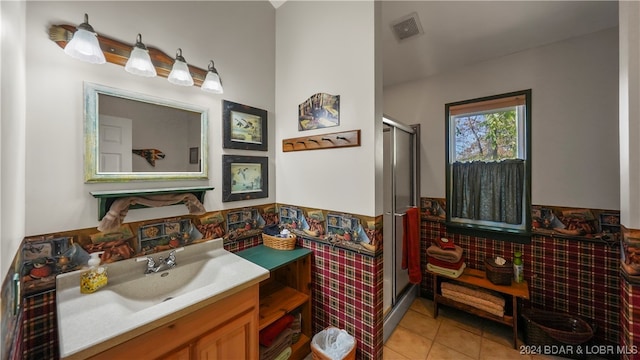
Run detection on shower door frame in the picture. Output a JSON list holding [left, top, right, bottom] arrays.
[[382, 115, 420, 342]]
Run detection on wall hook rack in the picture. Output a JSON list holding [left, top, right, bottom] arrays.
[[282, 129, 360, 152]]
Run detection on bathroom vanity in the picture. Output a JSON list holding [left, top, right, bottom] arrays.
[[87, 285, 259, 359], [56, 239, 269, 359]]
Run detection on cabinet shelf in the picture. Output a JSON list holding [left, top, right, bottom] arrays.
[[259, 281, 309, 330], [290, 334, 311, 360], [237, 245, 312, 360]]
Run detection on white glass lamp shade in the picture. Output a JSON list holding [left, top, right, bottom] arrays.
[[63, 14, 105, 64], [125, 34, 156, 77], [201, 61, 224, 94], [168, 49, 194, 86]]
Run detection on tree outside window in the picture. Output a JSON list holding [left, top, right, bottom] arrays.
[[445, 90, 531, 242]]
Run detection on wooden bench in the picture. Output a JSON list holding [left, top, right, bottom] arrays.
[[429, 268, 530, 349]]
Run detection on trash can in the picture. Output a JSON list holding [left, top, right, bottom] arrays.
[[311, 327, 356, 360]]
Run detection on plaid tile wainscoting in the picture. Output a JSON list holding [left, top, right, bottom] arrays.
[[21, 290, 58, 360], [421, 218, 620, 346], [299, 237, 384, 360], [621, 274, 640, 360]]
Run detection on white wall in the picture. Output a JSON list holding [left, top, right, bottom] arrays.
[[24, 1, 275, 236], [619, 2, 640, 228], [384, 28, 620, 210], [275, 0, 379, 217], [1, 0, 27, 276]]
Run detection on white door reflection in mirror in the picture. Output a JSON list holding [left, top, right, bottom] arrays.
[[99, 116, 132, 172]]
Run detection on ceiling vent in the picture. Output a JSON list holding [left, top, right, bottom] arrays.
[[391, 12, 424, 42]]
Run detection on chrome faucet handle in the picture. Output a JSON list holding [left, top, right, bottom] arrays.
[[167, 250, 177, 261], [136, 256, 156, 273], [166, 247, 183, 264]]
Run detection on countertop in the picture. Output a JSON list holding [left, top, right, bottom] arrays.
[[56, 238, 269, 359]]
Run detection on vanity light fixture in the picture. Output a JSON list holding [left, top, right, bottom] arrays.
[[201, 60, 224, 94], [124, 34, 156, 77], [167, 49, 194, 86], [49, 20, 224, 93], [63, 13, 106, 64]]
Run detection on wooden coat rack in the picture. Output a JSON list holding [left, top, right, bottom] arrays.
[[282, 129, 361, 152]]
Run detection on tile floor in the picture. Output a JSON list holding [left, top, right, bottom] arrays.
[[384, 297, 602, 360]]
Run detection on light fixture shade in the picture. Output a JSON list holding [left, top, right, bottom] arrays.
[[201, 60, 224, 94], [125, 34, 156, 77], [167, 49, 194, 86], [63, 14, 105, 64]]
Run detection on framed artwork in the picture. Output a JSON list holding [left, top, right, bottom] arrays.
[[298, 92, 340, 131], [222, 155, 268, 202], [222, 100, 268, 151], [189, 147, 199, 164]]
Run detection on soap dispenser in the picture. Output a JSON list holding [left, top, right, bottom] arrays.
[[80, 251, 108, 294]]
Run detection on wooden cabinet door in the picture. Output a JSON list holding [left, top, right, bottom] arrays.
[[158, 345, 191, 360], [195, 310, 258, 360]]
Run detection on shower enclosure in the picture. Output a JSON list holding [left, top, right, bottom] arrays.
[[382, 116, 420, 342]]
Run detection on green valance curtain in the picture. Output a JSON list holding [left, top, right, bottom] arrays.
[[451, 159, 524, 225]]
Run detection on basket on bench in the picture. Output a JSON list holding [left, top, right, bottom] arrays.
[[484, 257, 513, 285]]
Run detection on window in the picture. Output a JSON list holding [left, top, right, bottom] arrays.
[[445, 90, 531, 242]]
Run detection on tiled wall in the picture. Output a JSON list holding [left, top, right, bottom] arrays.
[[298, 237, 383, 360], [5, 202, 624, 360], [20, 291, 57, 360], [421, 219, 620, 346], [620, 274, 640, 360]]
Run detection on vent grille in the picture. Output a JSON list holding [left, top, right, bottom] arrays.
[[391, 12, 424, 42]]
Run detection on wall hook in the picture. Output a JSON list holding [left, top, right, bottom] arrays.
[[282, 129, 360, 152]]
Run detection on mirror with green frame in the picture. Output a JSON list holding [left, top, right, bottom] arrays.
[[84, 83, 209, 183]]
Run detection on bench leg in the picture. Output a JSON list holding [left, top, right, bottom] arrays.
[[433, 274, 439, 318], [512, 296, 518, 349]]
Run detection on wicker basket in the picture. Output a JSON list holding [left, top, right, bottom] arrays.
[[484, 257, 513, 285], [522, 308, 595, 360], [522, 308, 594, 345], [262, 233, 297, 250], [311, 327, 356, 360]]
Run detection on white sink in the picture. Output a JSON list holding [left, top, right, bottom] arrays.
[[56, 238, 269, 359]]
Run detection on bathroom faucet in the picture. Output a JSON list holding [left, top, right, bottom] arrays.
[[137, 248, 182, 274]]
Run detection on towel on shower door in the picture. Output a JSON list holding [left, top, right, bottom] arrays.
[[402, 207, 421, 284]]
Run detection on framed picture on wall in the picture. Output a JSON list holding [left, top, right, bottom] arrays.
[[222, 100, 268, 151], [298, 92, 340, 131], [222, 155, 268, 202]]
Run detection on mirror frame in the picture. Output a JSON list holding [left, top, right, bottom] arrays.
[[84, 82, 209, 183]]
